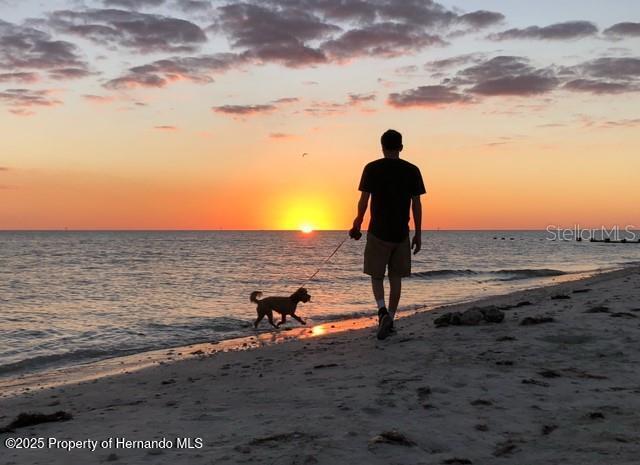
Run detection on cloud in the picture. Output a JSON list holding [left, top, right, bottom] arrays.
[[577, 57, 640, 80], [0, 72, 39, 83], [0, 88, 62, 115], [212, 95, 299, 117], [47, 9, 207, 53], [489, 21, 598, 41], [560, 57, 640, 94], [603, 22, 640, 38], [425, 53, 486, 71], [563, 78, 636, 94], [48, 67, 93, 80], [348, 92, 376, 103], [0, 166, 9, 171], [0, 20, 89, 78], [457, 56, 559, 96], [102, 0, 166, 8], [600, 118, 640, 128], [83, 94, 116, 103], [457, 10, 504, 29], [322, 22, 445, 60], [104, 53, 243, 89], [173, 0, 212, 12], [388, 85, 470, 108], [212, 104, 277, 116], [154, 125, 177, 130], [304, 92, 376, 115], [269, 132, 295, 139], [215, 3, 336, 67], [209, 1, 502, 66]]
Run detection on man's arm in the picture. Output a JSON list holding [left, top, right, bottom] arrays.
[[411, 195, 422, 254], [350, 191, 370, 238]]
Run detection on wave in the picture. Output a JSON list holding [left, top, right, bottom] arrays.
[[410, 268, 567, 281]]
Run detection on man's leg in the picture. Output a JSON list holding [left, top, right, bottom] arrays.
[[388, 275, 401, 321], [371, 277, 385, 310]]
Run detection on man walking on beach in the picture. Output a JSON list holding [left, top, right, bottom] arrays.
[[349, 129, 426, 340]]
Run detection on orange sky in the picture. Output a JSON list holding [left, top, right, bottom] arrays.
[[1, 1, 639, 230]]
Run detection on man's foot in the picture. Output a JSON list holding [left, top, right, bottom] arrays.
[[377, 307, 392, 340]]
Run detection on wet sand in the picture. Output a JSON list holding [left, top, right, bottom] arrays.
[[1, 266, 639, 464]]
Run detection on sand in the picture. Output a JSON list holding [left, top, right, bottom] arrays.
[[1, 266, 640, 465]]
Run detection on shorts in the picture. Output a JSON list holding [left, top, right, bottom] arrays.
[[363, 232, 411, 279]]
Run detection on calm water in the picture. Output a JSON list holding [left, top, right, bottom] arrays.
[[1, 230, 639, 378]]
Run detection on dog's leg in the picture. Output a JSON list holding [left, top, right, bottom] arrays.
[[267, 311, 278, 328], [292, 314, 306, 325], [276, 315, 287, 327], [254, 306, 265, 328]]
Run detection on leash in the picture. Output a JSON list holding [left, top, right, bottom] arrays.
[[298, 235, 349, 288]]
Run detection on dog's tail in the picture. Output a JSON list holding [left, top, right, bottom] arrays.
[[250, 291, 263, 303]]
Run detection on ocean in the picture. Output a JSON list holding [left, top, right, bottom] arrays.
[[1, 230, 639, 380]]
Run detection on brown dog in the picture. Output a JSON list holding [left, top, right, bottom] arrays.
[[250, 288, 311, 328]]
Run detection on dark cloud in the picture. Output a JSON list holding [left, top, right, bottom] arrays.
[[0, 20, 88, 78], [456, 56, 559, 96], [563, 78, 635, 94], [388, 85, 470, 108], [601, 118, 640, 128], [425, 53, 485, 70], [48, 67, 93, 80], [209, 1, 502, 67], [104, 53, 243, 89], [489, 21, 598, 41], [212, 95, 299, 117], [102, 0, 166, 8], [0, 72, 39, 83], [212, 104, 277, 115], [560, 57, 640, 94], [457, 10, 504, 29], [348, 92, 376, 103], [0, 88, 62, 115], [470, 74, 558, 96], [216, 3, 336, 67], [0, 166, 9, 171], [603, 22, 640, 38], [48, 9, 207, 53], [578, 57, 640, 80], [322, 22, 445, 60]]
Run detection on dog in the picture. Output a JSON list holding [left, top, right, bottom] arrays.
[[250, 287, 311, 328]]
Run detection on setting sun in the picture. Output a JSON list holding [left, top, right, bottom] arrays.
[[300, 225, 314, 233]]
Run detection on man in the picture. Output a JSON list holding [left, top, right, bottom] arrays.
[[349, 129, 426, 340]]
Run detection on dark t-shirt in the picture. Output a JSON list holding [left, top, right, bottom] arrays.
[[358, 158, 426, 243]]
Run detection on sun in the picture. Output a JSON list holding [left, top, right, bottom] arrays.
[[300, 224, 314, 233]]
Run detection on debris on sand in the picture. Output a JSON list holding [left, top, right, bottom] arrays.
[[542, 424, 557, 435], [249, 432, 310, 447], [584, 306, 609, 313], [435, 307, 505, 327], [443, 458, 473, 464], [369, 430, 416, 447], [551, 294, 570, 300], [520, 316, 554, 326], [493, 440, 519, 457], [0, 411, 72, 433]]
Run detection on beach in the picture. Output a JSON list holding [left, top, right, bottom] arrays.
[[1, 266, 640, 464]]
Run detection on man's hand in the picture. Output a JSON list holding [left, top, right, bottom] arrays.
[[349, 220, 362, 240], [411, 234, 422, 255]]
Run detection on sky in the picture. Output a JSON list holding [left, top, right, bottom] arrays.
[[0, 0, 639, 230]]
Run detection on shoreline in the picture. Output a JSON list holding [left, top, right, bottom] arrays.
[[2, 265, 640, 464], [0, 268, 607, 398]]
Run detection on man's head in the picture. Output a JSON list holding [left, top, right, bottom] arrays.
[[381, 129, 403, 157]]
